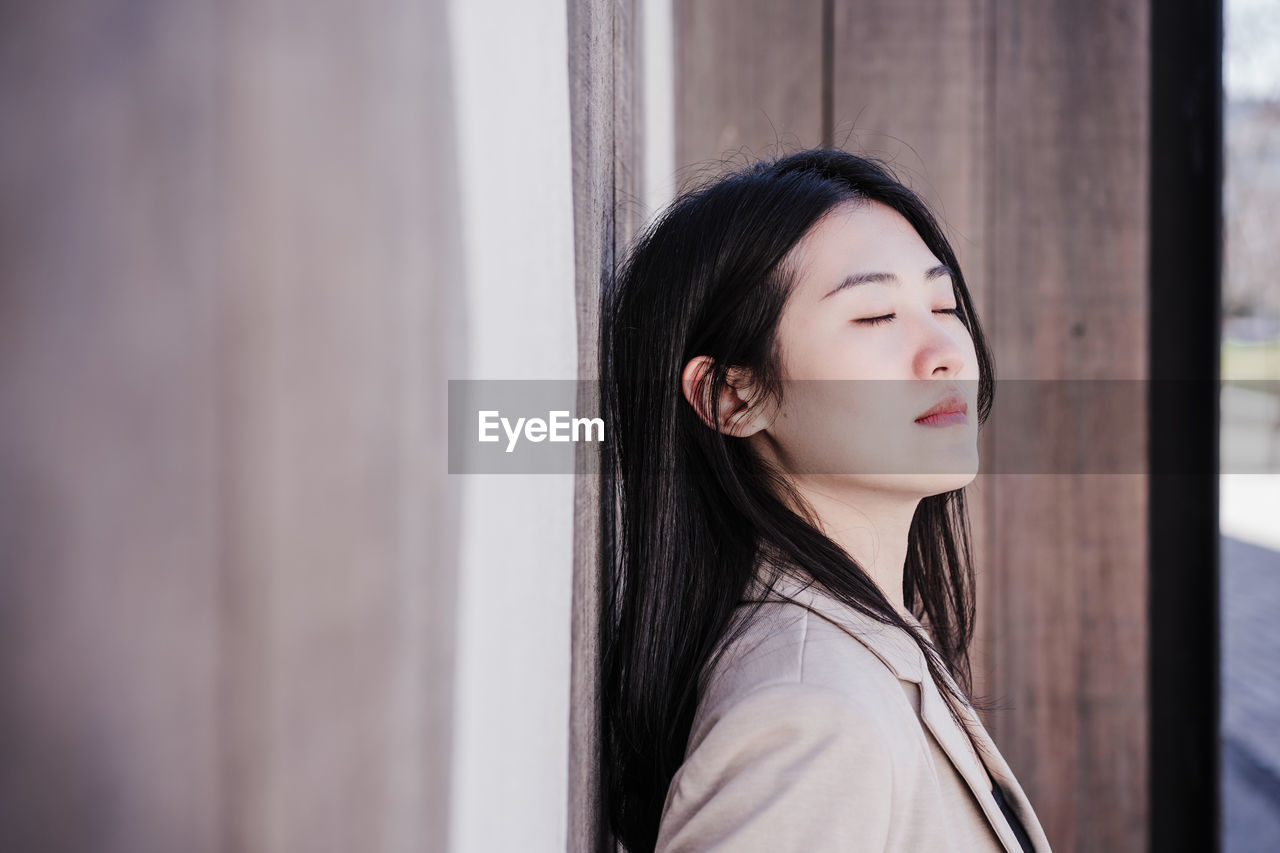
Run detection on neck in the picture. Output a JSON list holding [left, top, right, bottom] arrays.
[[786, 476, 919, 615]]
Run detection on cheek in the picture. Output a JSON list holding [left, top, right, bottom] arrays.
[[768, 382, 917, 475], [778, 318, 884, 382], [960, 335, 981, 379]]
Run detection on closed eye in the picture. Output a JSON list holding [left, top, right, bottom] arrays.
[[856, 308, 963, 327]]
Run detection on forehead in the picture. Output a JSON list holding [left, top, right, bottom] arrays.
[[785, 200, 941, 293]]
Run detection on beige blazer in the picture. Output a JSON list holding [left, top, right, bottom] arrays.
[[655, 569, 1053, 852]]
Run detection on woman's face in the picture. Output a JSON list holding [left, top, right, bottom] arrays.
[[749, 199, 981, 497]]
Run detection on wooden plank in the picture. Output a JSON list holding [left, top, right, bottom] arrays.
[[673, 0, 824, 185], [566, 4, 609, 851], [566, 0, 640, 849], [830, 0, 991, 312], [986, 1, 1150, 850], [567, 0, 643, 848]]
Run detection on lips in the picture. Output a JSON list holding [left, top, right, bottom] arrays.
[[915, 389, 969, 422]]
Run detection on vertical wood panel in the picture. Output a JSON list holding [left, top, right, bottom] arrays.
[[673, 0, 824, 186], [830, 0, 990, 310], [567, 0, 642, 850], [566, 3, 614, 850], [614, 0, 646, 252], [987, 1, 1149, 850]]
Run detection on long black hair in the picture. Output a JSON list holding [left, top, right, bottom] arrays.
[[600, 148, 997, 852]]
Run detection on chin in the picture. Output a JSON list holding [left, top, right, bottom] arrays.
[[859, 466, 979, 497], [923, 469, 979, 496]]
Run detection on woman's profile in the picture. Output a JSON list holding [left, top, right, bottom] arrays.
[[600, 148, 1053, 852]]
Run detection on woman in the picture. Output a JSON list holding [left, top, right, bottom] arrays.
[[600, 148, 1053, 852]]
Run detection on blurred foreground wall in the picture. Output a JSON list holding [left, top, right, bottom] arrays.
[[0, 0, 633, 850]]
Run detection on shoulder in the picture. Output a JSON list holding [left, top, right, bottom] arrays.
[[675, 595, 925, 789], [656, 600, 920, 852], [692, 598, 912, 740], [657, 678, 899, 852]]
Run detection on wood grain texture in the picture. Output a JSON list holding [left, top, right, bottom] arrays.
[[830, 0, 991, 297], [673, 0, 824, 188], [986, 1, 1149, 850], [567, 0, 641, 850]]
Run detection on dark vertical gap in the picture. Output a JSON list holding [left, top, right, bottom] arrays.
[[821, 0, 834, 147], [598, 3, 623, 852], [1148, 0, 1223, 850]]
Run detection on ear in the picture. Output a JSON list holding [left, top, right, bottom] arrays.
[[680, 356, 772, 436]]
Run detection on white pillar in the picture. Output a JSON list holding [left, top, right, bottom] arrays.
[[447, 2, 578, 851]]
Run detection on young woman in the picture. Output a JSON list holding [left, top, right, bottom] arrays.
[[601, 149, 1052, 852]]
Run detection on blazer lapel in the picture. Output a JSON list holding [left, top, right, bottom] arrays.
[[934, 671, 1055, 853], [745, 568, 1051, 853], [917, 660, 1053, 852]]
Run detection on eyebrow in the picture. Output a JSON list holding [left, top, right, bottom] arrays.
[[821, 263, 954, 300]]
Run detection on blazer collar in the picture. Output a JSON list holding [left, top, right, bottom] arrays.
[[743, 564, 1053, 853]]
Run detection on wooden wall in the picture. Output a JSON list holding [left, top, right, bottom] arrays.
[[673, 1, 1151, 850]]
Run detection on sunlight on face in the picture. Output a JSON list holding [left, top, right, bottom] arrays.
[[751, 199, 981, 497]]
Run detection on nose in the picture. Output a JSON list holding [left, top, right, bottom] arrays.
[[912, 312, 969, 379]]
